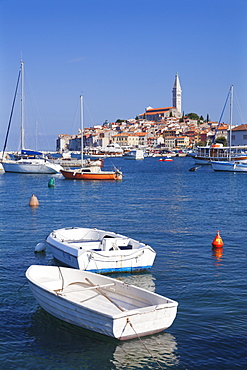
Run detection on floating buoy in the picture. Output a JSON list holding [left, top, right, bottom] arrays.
[[48, 177, 55, 187], [29, 194, 39, 207], [212, 230, 224, 247], [35, 242, 46, 253]]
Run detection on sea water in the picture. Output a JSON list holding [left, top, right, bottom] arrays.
[[0, 156, 246, 369]]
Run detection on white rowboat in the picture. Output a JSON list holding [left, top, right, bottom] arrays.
[[26, 265, 178, 340], [46, 227, 156, 273]]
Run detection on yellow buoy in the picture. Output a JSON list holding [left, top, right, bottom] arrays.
[[29, 194, 39, 207]]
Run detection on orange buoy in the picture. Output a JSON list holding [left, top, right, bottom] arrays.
[[212, 230, 224, 247], [29, 194, 39, 207]]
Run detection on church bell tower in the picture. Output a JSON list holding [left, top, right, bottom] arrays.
[[172, 73, 182, 113]]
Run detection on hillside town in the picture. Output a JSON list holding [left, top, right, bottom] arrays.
[[56, 74, 247, 154]]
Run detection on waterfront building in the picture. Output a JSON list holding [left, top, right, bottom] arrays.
[[56, 134, 71, 152], [176, 136, 190, 148], [230, 124, 247, 146]]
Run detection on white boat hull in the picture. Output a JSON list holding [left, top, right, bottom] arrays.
[[124, 150, 144, 160], [194, 157, 211, 165], [26, 265, 178, 340], [46, 227, 156, 273], [211, 161, 247, 172], [2, 159, 62, 174]]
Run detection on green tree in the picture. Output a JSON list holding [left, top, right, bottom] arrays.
[[186, 113, 200, 120], [215, 136, 227, 146]]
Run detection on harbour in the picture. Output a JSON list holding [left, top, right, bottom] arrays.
[[1, 156, 246, 369]]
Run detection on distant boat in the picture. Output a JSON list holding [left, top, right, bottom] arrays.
[[158, 156, 173, 162], [211, 86, 247, 172], [60, 96, 122, 180], [124, 149, 144, 160], [46, 226, 156, 273], [1, 61, 62, 174], [191, 144, 247, 165], [191, 86, 247, 166], [26, 265, 178, 340]]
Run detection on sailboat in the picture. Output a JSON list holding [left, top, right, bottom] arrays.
[[1, 61, 62, 174], [211, 86, 247, 172], [60, 95, 123, 180]]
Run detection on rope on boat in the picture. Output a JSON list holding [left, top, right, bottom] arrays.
[[125, 318, 164, 370], [17, 281, 27, 291], [57, 266, 64, 291], [89, 249, 144, 262]]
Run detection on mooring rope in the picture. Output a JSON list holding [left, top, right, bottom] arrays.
[[126, 318, 164, 370], [57, 266, 64, 291]]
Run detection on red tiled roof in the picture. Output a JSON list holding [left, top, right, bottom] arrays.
[[232, 124, 247, 131]]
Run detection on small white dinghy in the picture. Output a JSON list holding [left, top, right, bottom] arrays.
[[26, 265, 178, 340], [46, 227, 156, 273]]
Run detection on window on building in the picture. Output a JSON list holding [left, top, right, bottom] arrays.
[[243, 135, 247, 139]]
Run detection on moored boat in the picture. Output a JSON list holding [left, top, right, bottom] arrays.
[[60, 96, 122, 180], [211, 160, 247, 172], [3, 150, 62, 174], [211, 86, 247, 172], [46, 226, 156, 273], [26, 265, 178, 340], [124, 149, 144, 160], [192, 144, 247, 165], [60, 166, 122, 180], [1, 61, 62, 174], [158, 156, 173, 162]]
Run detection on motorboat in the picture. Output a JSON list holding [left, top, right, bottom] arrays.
[[211, 160, 247, 172], [26, 265, 178, 340], [158, 156, 173, 162], [60, 165, 122, 180], [46, 227, 156, 273]]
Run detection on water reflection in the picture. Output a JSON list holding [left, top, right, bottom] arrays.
[[27, 308, 179, 369], [111, 332, 178, 369], [212, 246, 224, 262], [112, 272, 156, 292]]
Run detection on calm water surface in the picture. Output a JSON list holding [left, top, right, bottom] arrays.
[[1, 157, 246, 369]]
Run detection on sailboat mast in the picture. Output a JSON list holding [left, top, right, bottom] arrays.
[[21, 61, 25, 151], [229, 85, 233, 161], [80, 95, 84, 166]]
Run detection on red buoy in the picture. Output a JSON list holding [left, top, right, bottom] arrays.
[[212, 230, 224, 247]]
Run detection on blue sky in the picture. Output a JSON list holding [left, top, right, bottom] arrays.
[[1, 0, 247, 150]]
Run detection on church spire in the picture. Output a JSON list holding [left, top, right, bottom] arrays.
[[172, 73, 182, 113]]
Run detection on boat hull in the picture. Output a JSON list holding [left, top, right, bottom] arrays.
[[2, 160, 62, 174], [211, 161, 247, 172], [60, 169, 122, 180], [194, 156, 247, 165], [26, 265, 178, 340], [46, 227, 156, 273]]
